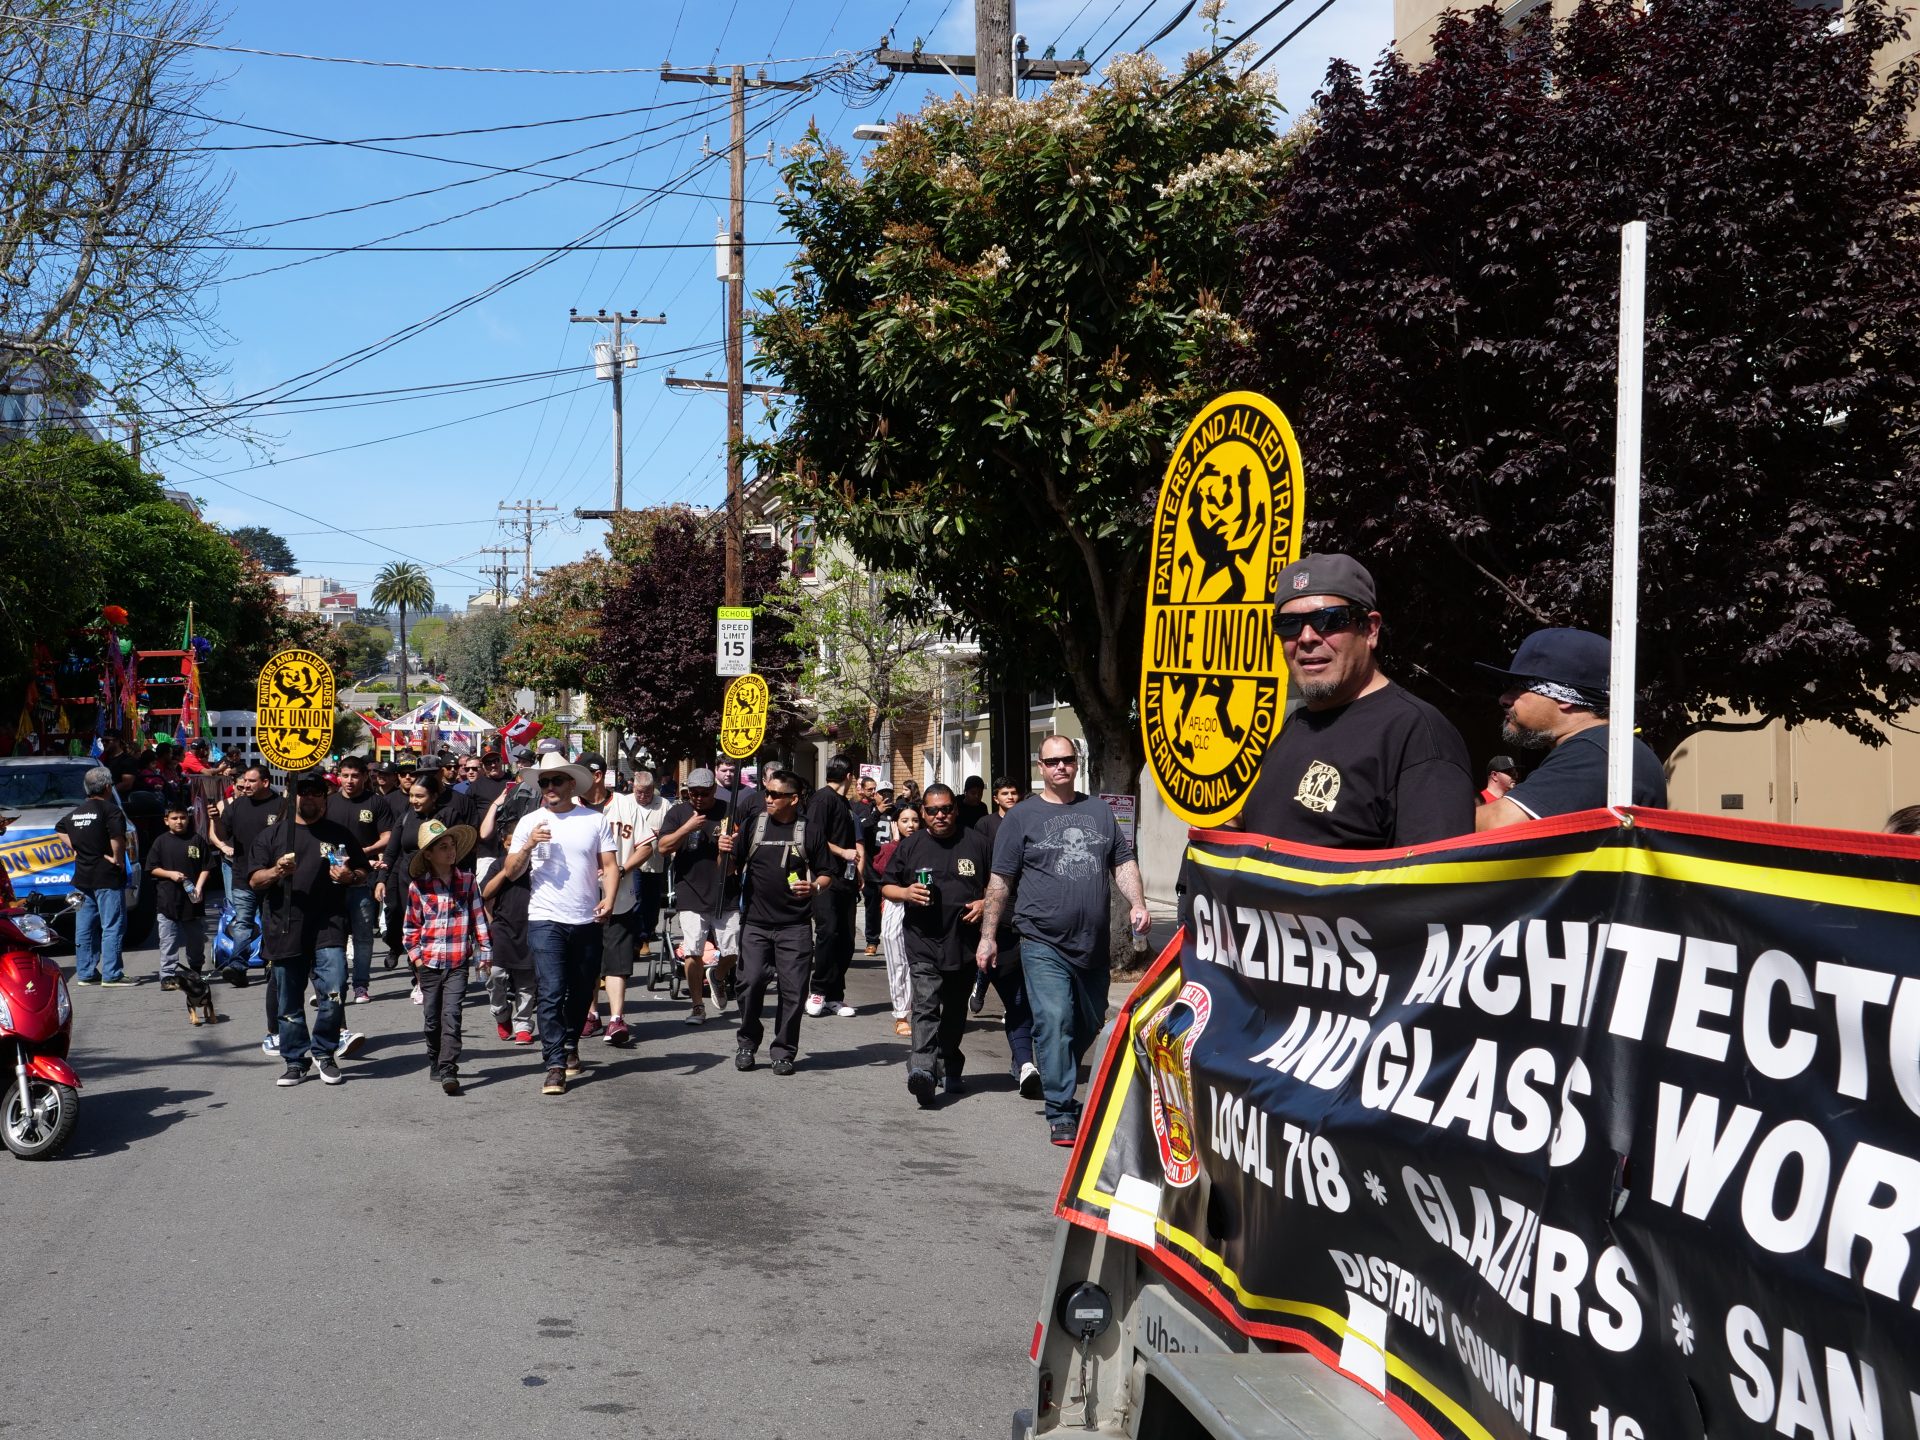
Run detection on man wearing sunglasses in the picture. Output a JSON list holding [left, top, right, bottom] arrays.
[[1238, 553, 1474, 847], [728, 770, 835, 1075], [981, 736, 1150, 1146]]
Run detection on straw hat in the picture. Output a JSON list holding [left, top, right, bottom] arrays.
[[408, 818, 477, 879]]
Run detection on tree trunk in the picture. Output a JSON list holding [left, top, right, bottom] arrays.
[[398, 603, 410, 713]]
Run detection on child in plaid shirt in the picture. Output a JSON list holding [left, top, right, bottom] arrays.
[[404, 820, 489, 1094]]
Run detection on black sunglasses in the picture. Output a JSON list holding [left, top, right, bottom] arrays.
[[1039, 755, 1078, 768], [1275, 604, 1367, 640], [537, 775, 572, 788], [923, 803, 956, 815], [765, 788, 798, 800]]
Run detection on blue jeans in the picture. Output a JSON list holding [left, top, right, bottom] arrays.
[[1020, 937, 1110, 1126], [227, 875, 261, 954], [527, 920, 602, 1071], [73, 885, 127, 982], [276, 946, 347, 1065], [344, 884, 378, 989]]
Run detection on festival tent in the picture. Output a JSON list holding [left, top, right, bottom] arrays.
[[374, 694, 496, 758]]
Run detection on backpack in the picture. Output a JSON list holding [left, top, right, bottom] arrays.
[[742, 810, 808, 912]]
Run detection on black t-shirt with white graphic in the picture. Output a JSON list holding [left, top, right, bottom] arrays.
[[144, 831, 210, 920], [55, 797, 125, 891], [885, 826, 992, 972], [1238, 684, 1474, 850], [326, 792, 387, 867], [246, 817, 364, 961]]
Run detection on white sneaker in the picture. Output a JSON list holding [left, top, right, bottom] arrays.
[[705, 967, 725, 1014], [1018, 1061, 1043, 1099], [803, 993, 826, 1017], [831, 1001, 856, 1018], [409, 985, 423, 1005], [337, 1029, 366, 1060]]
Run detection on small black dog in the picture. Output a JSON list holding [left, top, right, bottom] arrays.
[[176, 967, 219, 1026]]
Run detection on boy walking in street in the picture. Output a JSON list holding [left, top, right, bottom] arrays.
[[404, 819, 489, 1095], [145, 800, 210, 987]]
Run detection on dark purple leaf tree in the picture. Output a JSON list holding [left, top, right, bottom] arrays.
[[1229, 0, 1920, 756]]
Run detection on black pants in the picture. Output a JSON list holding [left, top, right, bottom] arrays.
[[808, 885, 857, 1002], [737, 921, 814, 1062], [419, 965, 464, 1071], [863, 877, 883, 946], [909, 961, 973, 1079]]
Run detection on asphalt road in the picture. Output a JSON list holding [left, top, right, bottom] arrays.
[[9, 926, 1155, 1440]]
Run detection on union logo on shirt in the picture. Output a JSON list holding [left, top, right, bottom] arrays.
[[957, 859, 977, 876], [1294, 760, 1341, 814]]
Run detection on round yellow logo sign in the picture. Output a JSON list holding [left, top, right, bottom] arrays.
[[1139, 391, 1304, 828], [719, 673, 769, 760], [254, 648, 336, 772]]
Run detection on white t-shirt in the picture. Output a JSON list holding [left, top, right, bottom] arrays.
[[598, 792, 643, 915], [510, 803, 615, 925]]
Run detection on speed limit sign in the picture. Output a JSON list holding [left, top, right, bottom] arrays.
[[717, 606, 753, 677]]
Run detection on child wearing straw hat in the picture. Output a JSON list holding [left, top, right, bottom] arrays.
[[403, 818, 489, 1094]]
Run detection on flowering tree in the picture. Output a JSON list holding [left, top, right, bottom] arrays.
[[752, 55, 1291, 794]]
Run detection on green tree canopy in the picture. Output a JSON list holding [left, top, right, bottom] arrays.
[[226, 525, 297, 574], [752, 56, 1290, 792]]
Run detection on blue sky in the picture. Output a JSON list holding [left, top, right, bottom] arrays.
[[155, 0, 1392, 606]]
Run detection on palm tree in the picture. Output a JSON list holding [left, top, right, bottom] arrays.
[[370, 562, 435, 712]]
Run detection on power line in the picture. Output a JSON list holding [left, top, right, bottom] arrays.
[[13, 17, 858, 74], [174, 240, 800, 253], [1245, 0, 1346, 72], [1094, 0, 1196, 64]]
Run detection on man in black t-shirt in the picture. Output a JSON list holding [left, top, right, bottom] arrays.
[[851, 775, 884, 954], [658, 769, 741, 1023], [145, 799, 210, 985], [802, 756, 861, 1018], [327, 755, 390, 1002], [883, 783, 992, 1105], [729, 770, 834, 1075], [1474, 627, 1667, 828], [248, 773, 369, 1087], [55, 766, 128, 985], [955, 776, 990, 831], [1239, 553, 1475, 848]]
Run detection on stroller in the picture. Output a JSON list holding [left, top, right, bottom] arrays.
[[210, 900, 266, 986]]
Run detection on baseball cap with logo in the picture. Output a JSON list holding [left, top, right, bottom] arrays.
[[578, 752, 607, 774], [1273, 553, 1377, 611]]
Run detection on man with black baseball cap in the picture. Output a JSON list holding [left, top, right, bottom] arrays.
[[1474, 627, 1666, 829], [1238, 553, 1475, 847]]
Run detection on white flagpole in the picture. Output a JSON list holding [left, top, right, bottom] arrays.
[[1608, 221, 1648, 809]]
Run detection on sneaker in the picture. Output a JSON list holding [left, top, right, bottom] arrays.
[[77, 975, 101, 986], [907, 1069, 937, 1108], [336, 1029, 366, 1060], [865, 943, 879, 957], [276, 1062, 308, 1087], [1049, 1118, 1078, 1147], [440, 1068, 462, 1096], [409, 984, 423, 1005], [945, 1069, 967, 1097], [704, 968, 725, 1014], [513, 1029, 535, 1044], [580, 1010, 602, 1039], [101, 975, 135, 988], [968, 975, 988, 1015], [605, 1018, 632, 1048], [684, 1003, 706, 1026], [497, 1021, 513, 1041], [541, 1068, 567, 1095], [771, 1057, 797, 1077], [735, 1047, 756, 1072], [220, 966, 248, 988], [160, 977, 180, 993], [261, 1034, 281, 1056], [563, 1050, 585, 1076], [804, 993, 826, 1017], [314, 1054, 344, 1086], [1018, 1061, 1043, 1100], [830, 1001, 856, 1018], [352, 987, 371, 1004]]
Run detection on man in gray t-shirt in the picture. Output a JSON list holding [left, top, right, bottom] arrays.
[[980, 738, 1149, 1147]]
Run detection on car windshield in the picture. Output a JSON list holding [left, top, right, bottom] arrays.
[[0, 763, 94, 812]]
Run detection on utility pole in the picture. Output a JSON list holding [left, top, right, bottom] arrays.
[[664, 64, 808, 606], [877, 1, 1089, 89], [570, 307, 664, 515], [477, 546, 514, 606], [497, 500, 556, 597], [977, 0, 1014, 98]]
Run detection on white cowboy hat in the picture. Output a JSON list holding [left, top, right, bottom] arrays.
[[522, 750, 593, 795]]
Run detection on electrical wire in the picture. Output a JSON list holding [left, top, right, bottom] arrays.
[[1094, 0, 1196, 64], [1168, 0, 1304, 93], [178, 240, 800, 253], [12, 16, 858, 74], [1244, 0, 1346, 72]]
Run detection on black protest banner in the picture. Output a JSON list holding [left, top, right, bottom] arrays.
[[1060, 810, 1920, 1440]]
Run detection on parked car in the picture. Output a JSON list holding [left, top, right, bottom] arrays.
[[0, 758, 153, 950]]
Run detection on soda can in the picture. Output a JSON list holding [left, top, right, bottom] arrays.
[[914, 867, 934, 887]]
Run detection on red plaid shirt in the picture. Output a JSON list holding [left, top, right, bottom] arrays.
[[403, 869, 491, 970]]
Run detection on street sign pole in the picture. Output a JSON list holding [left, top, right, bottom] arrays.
[[1608, 221, 1648, 811]]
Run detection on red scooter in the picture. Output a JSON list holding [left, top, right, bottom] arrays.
[[0, 909, 79, 1159]]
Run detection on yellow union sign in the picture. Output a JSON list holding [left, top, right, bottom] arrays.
[[1139, 391, 1304, 828], [719, 673, 769, 760], [255, 648, 336, 772]]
